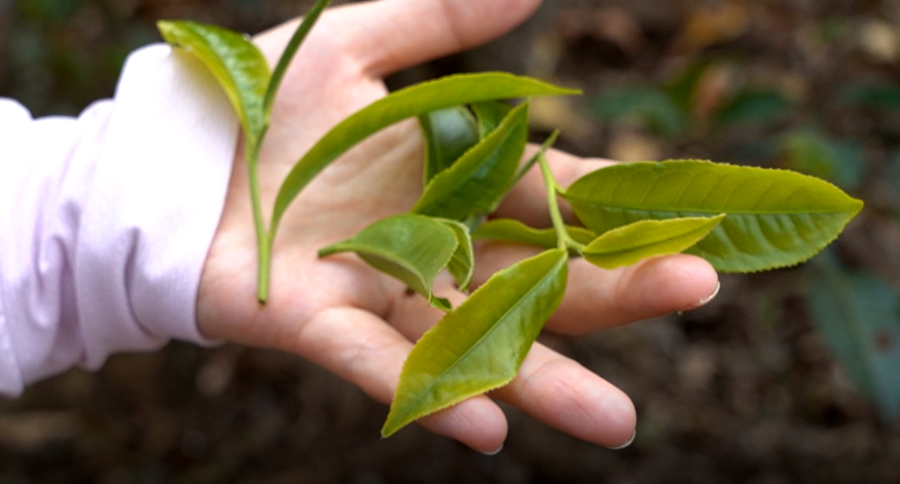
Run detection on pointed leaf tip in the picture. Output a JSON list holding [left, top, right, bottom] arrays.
[[381, 249, 568, 437]]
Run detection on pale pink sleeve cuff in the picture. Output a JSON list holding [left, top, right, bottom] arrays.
[[0, 44, 239, 395]]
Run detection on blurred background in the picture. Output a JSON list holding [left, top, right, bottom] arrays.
[[2, 0, 900, 482]]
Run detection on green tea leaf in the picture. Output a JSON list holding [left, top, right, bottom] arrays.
[[420, 107, 480, 183], [318, 214, 458, 311], [809, 255, 900, 423], [264, 0, 329, 120], [158, 20, 270, 148], [437, 219, 475, 293], [270, 73, 579, 236], [472, 100, 513, 138], [582, 215, 725, 269], [473, 218, 596, 249], [562, 160, 864, 272], [382, 249, 568, 437], [411, 103, 529, 220]]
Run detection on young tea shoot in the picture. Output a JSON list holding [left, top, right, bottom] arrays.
[[160, 3, 864, 438]]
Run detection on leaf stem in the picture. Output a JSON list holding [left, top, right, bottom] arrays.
[[247, 140, 271, 303], [537, 152, 584, 252], [512, 129, 559, 186]]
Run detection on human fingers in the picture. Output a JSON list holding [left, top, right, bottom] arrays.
[[472, 243, 720, 335], [490, 342, 637, 448], [493, 146, 616, 227], [388, 282, 635, 448], [331, 0, 543, 77], [293, 306, 508, 454]]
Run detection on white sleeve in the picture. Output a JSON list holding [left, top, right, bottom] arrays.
[[0, 44, 239, 395]]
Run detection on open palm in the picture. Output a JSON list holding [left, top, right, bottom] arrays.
[[196, 0, 719, 454]]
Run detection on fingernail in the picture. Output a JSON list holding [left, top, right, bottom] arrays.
[[607, 430, 636, 450], [700, 281, 721, 305], [688, 280, 720, 309], [480, 444, 503, 456]]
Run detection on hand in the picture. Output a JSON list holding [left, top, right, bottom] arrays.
[[196, 0, 720, 454]]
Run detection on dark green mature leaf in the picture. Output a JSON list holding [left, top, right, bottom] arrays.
[[437, 219, 475, 293], [781, 129, 864, 191], [473, 218, 596, 249], [420, 107, 480, 183], [382, 249, 568, 437], [270, 73, 579, 236], [563, 160, 863, 272], [472, 100, 513, 138], [582, 215, 724, 269], [411, 103, 529, 220], [591, 86, 687, 137], [158, 20, 270, 148], [714, 90, 790, 130], [839, 82, 900, 114], [809, 255, 900, 423], [318, 214, 458, 311]]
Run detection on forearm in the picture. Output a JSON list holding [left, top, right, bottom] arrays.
[[0, 44, 239, 395]]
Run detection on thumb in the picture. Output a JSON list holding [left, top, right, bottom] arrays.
[[329, 0, 542, 77]]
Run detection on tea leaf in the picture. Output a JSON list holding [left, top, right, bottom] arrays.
[[318, 214, 458, 311], [382, 249, 568, 437], [411, 103, 529, 220], [438, 219, 475, 293], [473, 218, 596, 249], [582, 215, 725, 269], [158, 20, 270, 148], [562, 160, 864, 272], [420, 107, 480, 183], [809, 255, 900, 423], [264, 0, 329, 119], [472, 100, 513, 138], [270, 73, 579, 235]]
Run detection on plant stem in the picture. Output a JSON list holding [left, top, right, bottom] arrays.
[[512, 129, 559, 186], [537, 152, 584, 252], [247, 139, 271, 303]]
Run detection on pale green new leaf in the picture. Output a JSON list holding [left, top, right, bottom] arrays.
[[582, 215, 725, 269], [270, 73, 579, 236], [411, 103, 529, 220], [381, 249, 568, 437], [158, 20, 270, 148], [420, 107, 480, 184], [437, 219, 475, 292], [562, 160, 864, 272], [473, 218, 596, 249], [318, 214, 458, 311]]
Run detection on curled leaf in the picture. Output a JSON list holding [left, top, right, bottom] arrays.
[[563, 160, 864, 272], [382, 249, 568, 437], [158, 20, 270, 147], [582, 215, 725, 269], [319, 214, 457, 310], [411, 103, 529, 220], [420, 106, 480, 183], [437, 219, 475, 293], [472, 100, 513, 138]]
